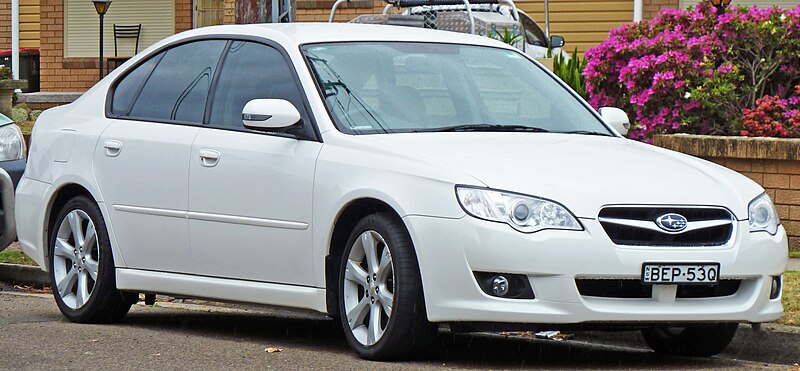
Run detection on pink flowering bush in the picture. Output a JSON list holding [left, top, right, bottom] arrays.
[[741, 85, 800, 137], [584, 3, 800, 141]]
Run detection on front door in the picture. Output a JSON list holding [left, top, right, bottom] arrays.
[[187, 40, 322, 285]]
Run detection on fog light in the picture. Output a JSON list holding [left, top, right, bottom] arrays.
[[473, 271, 535, 299], [770, 275, 782, 299], [492, 275, 510, 296]]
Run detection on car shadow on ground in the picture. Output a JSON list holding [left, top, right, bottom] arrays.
[[117, 309, 746, 369]]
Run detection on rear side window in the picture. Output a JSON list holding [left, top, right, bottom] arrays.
[[110, 53, 162, 116], [208, 41, 309, 131], [127, 40, 226, 124]]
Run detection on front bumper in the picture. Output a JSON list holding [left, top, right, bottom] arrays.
[[0, 168, 16, 250], [406, 215, 787, 325]]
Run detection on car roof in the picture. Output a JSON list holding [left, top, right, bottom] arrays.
[[0, 113, 11, 125], [167, 22, 509, 49]]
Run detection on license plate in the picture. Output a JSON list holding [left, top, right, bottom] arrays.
[[642, 263, 720, 284]]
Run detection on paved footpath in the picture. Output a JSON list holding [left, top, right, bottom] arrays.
[[1, 287, 799, 370]]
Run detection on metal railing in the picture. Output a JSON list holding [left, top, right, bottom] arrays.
[[329, 0, 522, 37]]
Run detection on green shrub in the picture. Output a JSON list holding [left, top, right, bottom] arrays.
[[553, 48, 589, 100], [11, 107, 29, 123], [0, 66, 10, 80], [487, 29, 522, 46], [30, 110, 42, 122]]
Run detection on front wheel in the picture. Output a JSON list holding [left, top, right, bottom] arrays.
[[49, 195, 132, 323], [641, 323, 738, 357], [339, 212, 437, 360]]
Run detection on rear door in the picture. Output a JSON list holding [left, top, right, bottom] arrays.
[[187, 40, 322, 285], [94, 39, 226, 273]]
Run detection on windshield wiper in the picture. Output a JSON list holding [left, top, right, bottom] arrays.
[[558, 130, 613, 137], [415, 124, 551, 133]]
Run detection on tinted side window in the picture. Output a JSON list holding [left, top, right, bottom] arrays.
[[111, 53, 163, 116], [520, 14, 546, 47], [129, 40, 227, 124], [209, 41, 308, 131]]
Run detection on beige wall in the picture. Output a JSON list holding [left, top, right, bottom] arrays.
[[0, 0, 9, 51], [64, 0, 175, 58], [0, 0, 40, 50], [516, 0, 635, 54], [20, 0, 40, 49]]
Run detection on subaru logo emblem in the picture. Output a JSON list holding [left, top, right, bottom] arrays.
[[656, 213, 688, 232]]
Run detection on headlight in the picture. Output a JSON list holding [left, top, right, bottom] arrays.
[[748, 193, 779, 235], [456, 186, 582, 233], [0, 124, 25, 161]]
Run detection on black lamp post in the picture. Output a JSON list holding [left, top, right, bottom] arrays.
[[92, 0, 112, 80], [709, 0, 732, 15]]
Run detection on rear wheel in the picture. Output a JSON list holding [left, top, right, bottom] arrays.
[[49, 195, 132, 323], [641, 323, 738, 357], [339, 212, 437, 360]]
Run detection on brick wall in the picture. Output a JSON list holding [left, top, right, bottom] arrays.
[[643, 0, 680, 20], [39, 0, 98, 92], [0, 0, 10, 51], [654, 134, 800, 254], [175, 0, 193, 33], [40, 0, 193, 92]]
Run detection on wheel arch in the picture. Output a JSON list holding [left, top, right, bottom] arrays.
[[43, 183, 101, 264], [324, 197, 412, 317]]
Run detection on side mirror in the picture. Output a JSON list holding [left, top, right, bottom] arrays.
[[549, 35, 565, 49], [599, 107, 630, 136], [242, 99, 301, 131]]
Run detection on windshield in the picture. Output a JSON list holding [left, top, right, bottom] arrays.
[[302, 42, 609, 135]]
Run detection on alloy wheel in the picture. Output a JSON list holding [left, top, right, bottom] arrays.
[[343, 230, 395, 346], [52, 209, 100, 309]]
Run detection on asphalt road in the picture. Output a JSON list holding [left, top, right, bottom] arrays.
[[2, 286, 799, 370]]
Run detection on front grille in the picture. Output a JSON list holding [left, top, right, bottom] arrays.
[[576, 279, 741, 299], [598, 207, 734, 246]]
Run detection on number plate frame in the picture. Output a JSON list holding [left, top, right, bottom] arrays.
[[641, 262, 720, 285]]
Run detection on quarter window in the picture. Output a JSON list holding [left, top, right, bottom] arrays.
[[209, 41, 308, 131], [128, 40, 226, 124]]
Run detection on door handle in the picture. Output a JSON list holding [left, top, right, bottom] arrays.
[[199, 149, 221, 167], [103, 140, 123, 157]]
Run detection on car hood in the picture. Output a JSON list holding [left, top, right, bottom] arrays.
[[365, 133, 762, 219]]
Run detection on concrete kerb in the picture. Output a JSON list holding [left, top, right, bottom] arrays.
[[0, 263, 49, 288]]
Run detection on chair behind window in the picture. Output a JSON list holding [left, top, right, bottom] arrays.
[[114, 24, 142, 57]]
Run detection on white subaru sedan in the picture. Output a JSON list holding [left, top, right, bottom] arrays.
[[15, 23, 787, 360]]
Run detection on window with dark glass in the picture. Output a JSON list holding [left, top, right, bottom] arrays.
[[128, 40, 226, 124], [209, 41, 308, 131], [110, 53, 163, 116]]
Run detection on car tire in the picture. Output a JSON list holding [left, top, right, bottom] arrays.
[[338, 212, 437, 360], [641, 323, 738, 357], [49, 195, 132, 323]]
